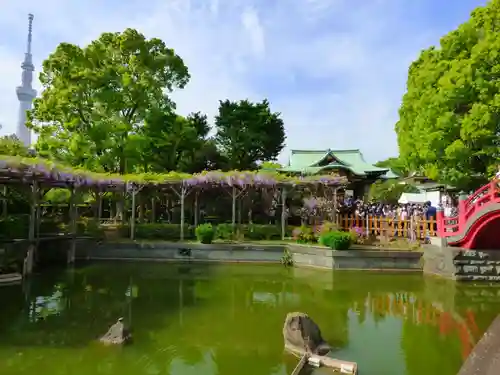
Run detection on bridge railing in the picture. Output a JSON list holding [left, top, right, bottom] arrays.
[[336, 214, 436, 238], [437, 180, 500, 238]]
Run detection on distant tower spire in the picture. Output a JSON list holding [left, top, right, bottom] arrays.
[[16, 13, 37, 147]]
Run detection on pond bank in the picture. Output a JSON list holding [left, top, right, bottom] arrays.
[[76, 241, 423, 272]]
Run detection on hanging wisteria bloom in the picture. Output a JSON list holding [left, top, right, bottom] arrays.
[[0, 155, 348, 189]]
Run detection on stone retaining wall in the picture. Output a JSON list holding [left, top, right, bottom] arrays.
[[76, 242, 423, 272], [289, 245, 422, 270], [457, 315, 500, 375], [78, 242, 285, 263], [423, 246, 500, 281]]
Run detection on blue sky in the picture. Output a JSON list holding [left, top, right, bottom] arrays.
[[0, 0, 489, 164]]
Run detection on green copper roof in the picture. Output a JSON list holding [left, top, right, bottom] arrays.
[[288, 150, 331, 169], [380, 170, 400, 179], [280, 149, 388, 176]]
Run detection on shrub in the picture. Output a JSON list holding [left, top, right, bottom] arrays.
[[319, 231, 351, 250], [316, 221, 338, 237], [195, 223, 216, 244], [292, 225, 316, 244], [347, 226, 372, 245], [0, 215, 29, 239], [215, 223, 235, 241], [244, 224, 282, 240], [281, 248, 294, 267], [133, 223, 194, 241], [75, 218, 105, 238]]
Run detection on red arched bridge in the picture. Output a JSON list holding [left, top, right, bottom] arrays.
[[438, 180, 500, 249]]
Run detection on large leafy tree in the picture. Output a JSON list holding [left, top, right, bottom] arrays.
[[395, 0, 500, 189], [214, 99, 286, 170], [138, 108, 223, 173], [0, 135, 30, 157], [375, 157, 409, 177], [368, 180, 419, 204], [28, 28, 189, 174]]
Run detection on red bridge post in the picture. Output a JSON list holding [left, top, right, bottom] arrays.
[[436, 207, 444, 237], [457, 192, 468, 235]]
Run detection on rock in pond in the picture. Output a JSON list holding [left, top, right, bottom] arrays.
[[99, 318, 132, 345], [283, 312, 331, 356]]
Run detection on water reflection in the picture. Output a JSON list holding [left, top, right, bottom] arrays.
[[0, 264, 498, 375], [29, 283, 66, 322], [252, 292, 300, 305]]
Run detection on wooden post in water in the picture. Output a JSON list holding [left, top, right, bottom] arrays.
[[231, 186, 237, 231], [130, 184, 136, 240], [171, 186, 189, 241], [24, 180, 38, 276], [96, 191, 103, 221], [333, 188, 338, 226], [68, 185, 77, 264], [281, 188, 287, 241], [194, 190, 199, 228], [180, 187, 185, 241], [1, 185, 7, 219]]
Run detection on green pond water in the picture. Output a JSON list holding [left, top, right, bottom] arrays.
[[0, 262, 499, 375]]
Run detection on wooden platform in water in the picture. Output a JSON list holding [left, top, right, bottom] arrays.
[[289, 352, 358, 375], [0, 273, 22, 285], [0, 235, 94, 244]]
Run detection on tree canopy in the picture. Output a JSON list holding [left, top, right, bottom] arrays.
[[214, 99, 286, 170], [0, 135, 29, 157], [28, 28, 190, 174], [395, 0, 500, 190], [368, 180, 419, 205], [26, 28, 288, 176], [375, 157, 409, 177]]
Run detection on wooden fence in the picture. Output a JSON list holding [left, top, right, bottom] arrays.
[[336, 214, 437, 238]]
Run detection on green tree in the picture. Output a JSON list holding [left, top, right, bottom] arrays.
[[176, 112, 227, 172], [214, 99, 286, 170], [368, 180, 419, 204], [374, 157, 409, 177], [0, 135, 30, 157], [138, 107, 224, 173], [260, 161, 282, 170], [28, 28, 189, 174], [395, 0, 500, 190]]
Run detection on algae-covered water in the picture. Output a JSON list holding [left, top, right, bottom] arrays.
[[0, 262, 498, 375]]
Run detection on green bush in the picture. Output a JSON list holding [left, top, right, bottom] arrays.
[[79, 218, 105, 238], [0, 216, 65, 239], [319, 231, 351, 250], [0, 215, 29, 239], [215, 223, 235, 240], [316, 221, 338, 236], [195, 223, 216, 244], [292, 225, 317, 244], [134, 223, 195, 240], [117, 223, 195, 240], [40, 220, 64, 235], [243, 224, 283, 240]]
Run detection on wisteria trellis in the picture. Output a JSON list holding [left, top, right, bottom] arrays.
[[0, 155, 349, 189]]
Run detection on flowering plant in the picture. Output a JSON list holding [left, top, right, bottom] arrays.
[[298, 196, 336, 224], [349, 226, 366, 244], [292, 225, 316, 244], [0, 155, 348, 189]]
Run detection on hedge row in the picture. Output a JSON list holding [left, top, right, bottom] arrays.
[[0, 216, 105, 239], [0, 217, 296, 242], [119, 223, 296, 241]]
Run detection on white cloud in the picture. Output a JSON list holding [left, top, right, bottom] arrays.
[[241, 6, 265, 58], [0, 0, 482, 164]]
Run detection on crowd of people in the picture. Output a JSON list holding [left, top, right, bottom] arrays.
[[336, 196, 457, 220]]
